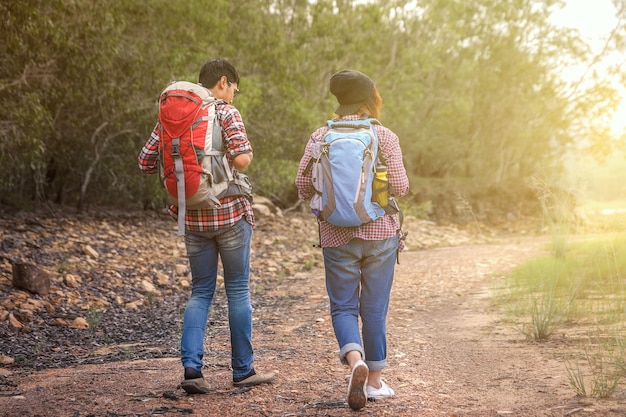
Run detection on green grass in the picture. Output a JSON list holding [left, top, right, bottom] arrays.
[[501, 235, 626, 326], [495, 233, 626, 397]]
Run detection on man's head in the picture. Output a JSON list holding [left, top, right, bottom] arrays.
[[199, 58, 240, 104], [329, 70, 376, 116], [199, 58, 239, 88]]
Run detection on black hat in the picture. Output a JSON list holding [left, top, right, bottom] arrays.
[[329, 70, 375, 116]]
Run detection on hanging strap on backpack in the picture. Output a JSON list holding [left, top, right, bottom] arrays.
[[170, 137, 187, 236], [388, 197, 407, 264]]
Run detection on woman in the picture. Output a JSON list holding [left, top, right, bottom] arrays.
[[295, 69, 409, 411]]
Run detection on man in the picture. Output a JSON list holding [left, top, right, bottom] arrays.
[[138, 58, 275, 394]]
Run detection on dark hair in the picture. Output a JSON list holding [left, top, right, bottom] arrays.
[[359, 87, 382, 119], [198, 58, 240, 88]]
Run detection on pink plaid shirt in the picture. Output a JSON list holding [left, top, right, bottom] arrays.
[[295, 116, 409, 248], [138, 101, 254, 231]]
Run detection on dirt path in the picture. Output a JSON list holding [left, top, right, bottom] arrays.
[[3, 238, 626, 416]]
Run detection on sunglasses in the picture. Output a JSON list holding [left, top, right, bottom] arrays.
[[228, 81, 240, 98]]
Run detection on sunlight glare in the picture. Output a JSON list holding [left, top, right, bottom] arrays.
[[550, 0, 625, 134]]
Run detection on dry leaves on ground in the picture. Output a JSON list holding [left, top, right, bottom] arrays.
[[1, 208, 626, 416]]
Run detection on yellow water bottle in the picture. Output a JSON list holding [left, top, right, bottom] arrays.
[[372, 164, 388, 208]]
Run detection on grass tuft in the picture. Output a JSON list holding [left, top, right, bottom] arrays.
[[496, 234, 626, 398]]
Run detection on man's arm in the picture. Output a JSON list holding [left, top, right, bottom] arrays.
[[138, 123, 160, 174], [233, 152, 253, 170]]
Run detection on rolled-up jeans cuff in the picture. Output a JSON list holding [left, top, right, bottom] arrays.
[[365, 359, 387, 371], [339, 343, 364, 365]]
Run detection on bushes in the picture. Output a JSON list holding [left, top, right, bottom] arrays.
[[246, 159, 300, 207]]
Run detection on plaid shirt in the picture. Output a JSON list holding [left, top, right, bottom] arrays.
[[295, 116, 409, 248], [138, 101, 255, 231]]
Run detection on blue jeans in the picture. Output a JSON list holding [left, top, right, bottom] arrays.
[[323, 236, 397, 371], [180, 218, 254, 380]]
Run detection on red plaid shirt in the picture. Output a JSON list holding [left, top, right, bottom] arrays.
[[138, 101, 254, 231], [295, 116, 409, 248]]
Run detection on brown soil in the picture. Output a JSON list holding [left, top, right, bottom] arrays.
[[1, 209, 626, 417]]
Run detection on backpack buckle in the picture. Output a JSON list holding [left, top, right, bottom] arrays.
[[171, 138, 181, 157]]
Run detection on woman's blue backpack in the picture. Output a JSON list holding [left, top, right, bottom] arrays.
[[308, 118, 386, 227]]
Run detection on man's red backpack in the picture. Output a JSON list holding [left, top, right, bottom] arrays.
[[157, 81, 252, 236]]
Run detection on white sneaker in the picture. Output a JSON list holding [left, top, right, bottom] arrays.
[[347, 360, 368, 411], [366, 381, 395, 400]]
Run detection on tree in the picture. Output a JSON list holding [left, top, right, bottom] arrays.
[[1, 0, 624, 218]]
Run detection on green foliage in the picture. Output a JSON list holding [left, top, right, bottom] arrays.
[[565, 150, 626, 205], [529, 175, 583, 236], [500, 256, 571, 340], [498, 235, 626, 340], [247, 159, 300, 203], [1, 0, 624, 212], [497, 233, 626, 396], [565, 357, 588, 397], [565, 333, 624, 398], [503, 235, 626, 322], [398, 194, 433, 220], [86, 306, 103, 337]]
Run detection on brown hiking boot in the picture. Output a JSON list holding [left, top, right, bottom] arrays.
[[232, 370, 276, 387], [181, 377, 211, 394]]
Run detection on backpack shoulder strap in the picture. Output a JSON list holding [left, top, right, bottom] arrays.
[[327, 119, 374, 130], [211, 106, 223, 151]]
